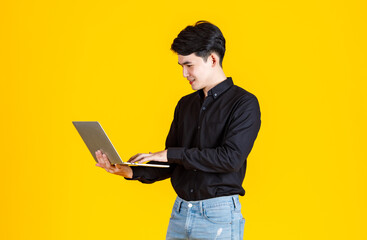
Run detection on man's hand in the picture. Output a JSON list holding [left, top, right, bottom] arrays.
[[95, 150, 133, 178], [129, 150, 168, 164]]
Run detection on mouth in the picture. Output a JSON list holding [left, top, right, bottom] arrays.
[[189, 79, 195, 85]]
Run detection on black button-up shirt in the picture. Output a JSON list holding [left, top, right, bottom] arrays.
[[129, 77, 261, 201]]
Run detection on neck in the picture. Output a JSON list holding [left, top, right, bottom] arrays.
[[203, 69, 227, 97]]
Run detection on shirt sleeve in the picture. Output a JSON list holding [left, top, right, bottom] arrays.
[[124, 101, 181, 183], [125, 163, 174, 183], [166, 95, 261, 173]]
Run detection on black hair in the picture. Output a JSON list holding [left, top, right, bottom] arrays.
[[171, 21, 226, 67]]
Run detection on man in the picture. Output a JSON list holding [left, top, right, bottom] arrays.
[[95, 21, 261, 239]]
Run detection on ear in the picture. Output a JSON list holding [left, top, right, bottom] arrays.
[[209, 53, 219, 67]]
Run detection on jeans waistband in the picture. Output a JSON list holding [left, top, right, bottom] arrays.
[[175, 195, 240, 213]]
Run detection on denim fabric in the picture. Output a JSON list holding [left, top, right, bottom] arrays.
[[166, 195, 245, 240]]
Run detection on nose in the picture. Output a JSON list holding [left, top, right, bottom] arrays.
[[182, 67, 189, 78]]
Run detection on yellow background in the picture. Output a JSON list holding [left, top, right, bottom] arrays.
[[1, 0, 366, 239]]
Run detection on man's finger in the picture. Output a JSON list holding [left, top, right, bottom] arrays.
[[129, 153, 142, 162], [131, 153, 150, 163], [103, 154, 112, 168], [129, 154, 139, 163], [137, 156, 154, 164], [95, 151, 106, 168], [96, 150, 105, 164], [95, 150, 101, 161]]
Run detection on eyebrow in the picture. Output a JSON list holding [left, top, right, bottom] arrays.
[[178, 61, 192, 66]]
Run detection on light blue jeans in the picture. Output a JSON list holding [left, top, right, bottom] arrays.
[[166, 195, 245, 240]]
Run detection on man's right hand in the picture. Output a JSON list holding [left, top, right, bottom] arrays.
[[95, 150, 133, 178]]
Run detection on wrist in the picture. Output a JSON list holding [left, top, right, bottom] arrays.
[[126, 167, 133, 178]]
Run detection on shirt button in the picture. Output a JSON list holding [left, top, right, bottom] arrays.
[[193, 169, 197, 172], [190, 189, 194, 193], [198, 126, 201, 130], [202, 107, 206, 111], [214, 93, 218, 97], [188, 203, 192, 208]]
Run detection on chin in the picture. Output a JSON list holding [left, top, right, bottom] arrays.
[[191, 85, 200, 91], [190, 82, 199, 90]]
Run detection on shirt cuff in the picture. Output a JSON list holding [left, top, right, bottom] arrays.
[[124, 167, 145, 181], [167, 147, 185, 164]]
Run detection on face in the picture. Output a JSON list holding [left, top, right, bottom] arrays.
[[178, 53, 214, 92]]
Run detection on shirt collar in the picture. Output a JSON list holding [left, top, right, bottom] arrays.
[[197, 77, 234, 100]]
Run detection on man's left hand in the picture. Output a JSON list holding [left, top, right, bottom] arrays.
[[129, 150, 168, 164]]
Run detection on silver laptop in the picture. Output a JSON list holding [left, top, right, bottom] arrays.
[[73, 121, 170, 168]]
